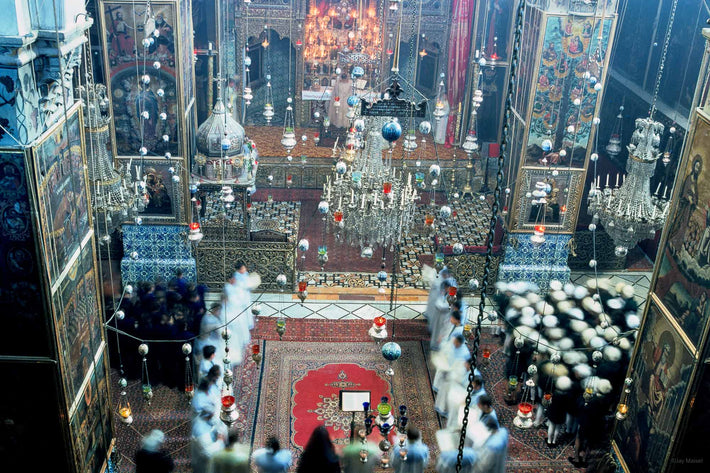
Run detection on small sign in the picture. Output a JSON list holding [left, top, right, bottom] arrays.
[[361, 78, 427, 118]]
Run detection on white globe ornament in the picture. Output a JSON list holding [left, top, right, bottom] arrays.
[[590, 153, 598, 162], [276, 274, 288, 288], [318, 201, 329, 214], [335, 161, 347, 174], [468, 278, 479, 290], [157, 88, 165, 97], [153, 61, 161, 69], [298, 239, 310, 252], [162, 134, 169, 142], [139, 146, 148, 156], [589, 259, 597, 268], [160, 112, 168, 121], [439, 206, 452, 219], [452, 243, 464, 255]]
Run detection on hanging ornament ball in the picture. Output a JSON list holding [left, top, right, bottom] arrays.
[[592, 350, 603, 363], [165, 152, 172, 159], [130, 251, 139, 259], [141, 74, 151, 84], [589, 76, 598, 84], [115, 309, 125, 320], [267, 175, 274, 182], [670, 126, 676, 134], [541, 139, 553, 152], [588, 223, 597, 232], [162, 134, 169, 142], [573, 98, 581, 106], [141, 110, 150, 119], [138, 344, 149, 356], [139, 146, 148, 156], [119, 377, 128, 389], [551, 352, 562, 364], [381, 119, 403, 142], [335, 161, 348, 174], [159, 112, 167, 120], [419, 121, 432, 135], [251, 303, 261, 315], [528, 364, 538, 376], [594, 82, 603, 91], [354, 118, 366, 132], [221, 137, 231, 150], [505, 187, 511, 194], [301, 135, 308, 142], [182, 343, 192, 355], [439, 205, 452, 219], [125, 284, 134, 294], [298, 239, 310, 252], [142, 38, 151, 48], [352, 66, 365, 78], [361, 246, 374, 259], [559, 149, 567, 158], [381, 342, 402, 362], [567, 125, 576, 133], [157, 88, 165, 97], [452, 242, 464, 255], [347, 95, 359, 107], [377, 271, 387, 282], [172, 175, 180, 183], [469, 278, 480, 290], [135, 217, 143, 225], [153, 61, 161, 69], [276, 274, 288, 288], [614, 246, 629, 257], [514, 337, 525, 349], [593, 117, 601, 125], [318, 201, 329, 214], [552, 170, 559, 176], [589, 259, 597, 268], [429, 164, 441, 177], [478, 57, 487, 66]]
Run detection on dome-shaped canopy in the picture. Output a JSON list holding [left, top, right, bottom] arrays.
[[196, 97, 245, 158]]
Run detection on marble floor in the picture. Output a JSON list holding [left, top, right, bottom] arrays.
[[206, 270, 654, 323]]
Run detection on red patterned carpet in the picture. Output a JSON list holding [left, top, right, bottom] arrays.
[[111, 318, 588, 473], [253, 341, 441, 467]]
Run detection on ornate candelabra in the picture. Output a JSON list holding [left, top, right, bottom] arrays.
[[588, 117, 671, 255]]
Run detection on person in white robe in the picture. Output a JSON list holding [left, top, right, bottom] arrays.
[[430, 281, 455, 351], [433, 331, 471, 397], [391, 427, 429, 473], [194, 304, 224, 378], [473, 417, 508, 473], [447, 373, 484, 430], [191, 409, 226, 473], [436, 447, 477, 473], [253, 436, 292, 473]]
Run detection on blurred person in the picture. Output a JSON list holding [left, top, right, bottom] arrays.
[[341, 425, 379, 473], [253, 436, 292, 473], [191, 408, 226, 473], [447, 373, 485, 430], [546, 376, 572, 447], [210, 428, 251, 473], [430, 281, 454, 351], [192, 378, 217, 419], [474, 417, 508, 473], [135, 429, 174, 473], [391, 427, 429, 473], [199, 345, 217, 382], [436, 447, 476, 473], [296, 425, 341, 473]]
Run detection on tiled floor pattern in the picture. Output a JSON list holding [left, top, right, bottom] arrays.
[[206, 270, 652, 325]]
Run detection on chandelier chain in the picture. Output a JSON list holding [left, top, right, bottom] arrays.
[[649, 0, 679, 119], [456, 0, 525, 471]]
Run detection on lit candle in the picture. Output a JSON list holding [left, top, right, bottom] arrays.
[[655, 182, 661, 195], [361, 193, 366, 209], [350, 189, 355, 204], [663, 185, 668, 199], [605, 174, 609, 187], [615, 173, 619, 187], [652, 205, 657, 220]]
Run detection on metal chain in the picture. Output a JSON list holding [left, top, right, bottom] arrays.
[[649, 0, 679, 119], [455, 0, 526, 470]]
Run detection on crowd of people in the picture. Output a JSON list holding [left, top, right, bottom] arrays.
[[121, 262, 630, 472]]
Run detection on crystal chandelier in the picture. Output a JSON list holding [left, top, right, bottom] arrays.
[[321, 116, 419, 252], [81, 82, 136, 237], [588, 117, 670, 255]]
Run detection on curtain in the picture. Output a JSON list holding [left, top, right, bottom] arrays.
[[445, 0, 475, 148]]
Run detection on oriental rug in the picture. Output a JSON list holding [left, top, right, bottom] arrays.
[[426, 334, 585, 473], [252, 340, 442, 469]]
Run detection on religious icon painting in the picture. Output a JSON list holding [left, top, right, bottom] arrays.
[[655, 111, 710, 349], [614, 297, 696, 473], [31, 104, 91, 284], [119, 158, 183, 222], [511, 168, 584, 234], [100, 1, 180, 157]]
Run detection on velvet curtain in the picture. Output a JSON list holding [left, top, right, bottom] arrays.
[[445, 0, 475, 147]]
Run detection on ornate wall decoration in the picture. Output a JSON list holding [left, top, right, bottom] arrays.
[[119, 157, 185, 222], [0, 150, 48, 357], [53, 243, 103, 407], [525, 15, 613, 165], [120, 223, 197, 283], [31, 104, 91, 283], [196, 240, 296, 291], [101, 1, 182, 156], [614, 297, 696, 473], [444, 253, 501, 295], [510, 167, 584, 233], [654, 111, 710, 349], [69, 351, 113, 473]]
